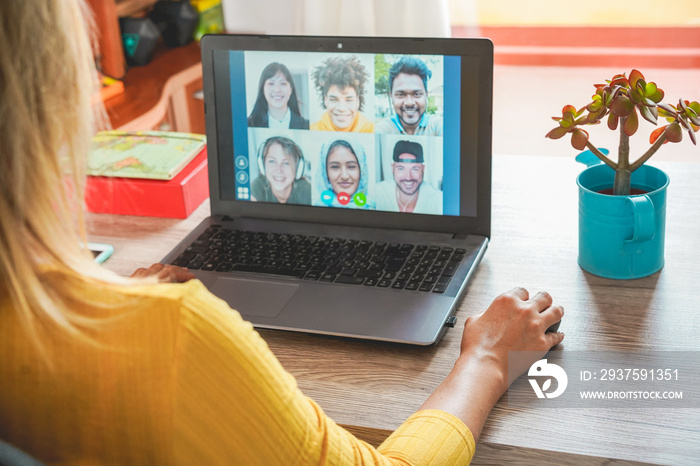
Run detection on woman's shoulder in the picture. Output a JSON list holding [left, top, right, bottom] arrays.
[[40, 267, 216, 320], [294, 177, 312, 190], [251, 176, 272, 201], [247, 112, 268, 128], [290, 177, 312, 204], [290, 112, 309, 130]]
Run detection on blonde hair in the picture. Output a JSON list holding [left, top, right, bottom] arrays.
[[0, 1, 131, 356]]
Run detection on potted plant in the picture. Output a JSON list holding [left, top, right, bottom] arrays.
[[546, 69, 700, 279]]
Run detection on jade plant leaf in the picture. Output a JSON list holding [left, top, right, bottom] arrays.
[[629, 69, 645, 87], [650, 125, 667, 144], [571, 128, 589, 150], [666, 122, 683, 143], [623, 108, 639, 136], [639, 104, 658, 125], [611, 95, 634, 117], [546, 126, 568, 140]]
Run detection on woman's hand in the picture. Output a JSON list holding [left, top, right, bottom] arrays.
[[130, 263, 195, 283], [460, 287, 565, 390]]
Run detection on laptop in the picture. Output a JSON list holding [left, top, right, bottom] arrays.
[[162, 34, 493, 345]]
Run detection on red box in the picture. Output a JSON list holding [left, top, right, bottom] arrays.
[[86, 147, 209, 218]]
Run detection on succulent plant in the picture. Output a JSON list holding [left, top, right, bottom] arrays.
[[546, 69, 700, 195]]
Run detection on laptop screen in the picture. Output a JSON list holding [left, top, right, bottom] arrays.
[[203, 36, 492, 236]]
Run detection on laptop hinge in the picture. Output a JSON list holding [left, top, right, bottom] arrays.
[[222, 215, 235, 222], [452, 233, 469, 240]]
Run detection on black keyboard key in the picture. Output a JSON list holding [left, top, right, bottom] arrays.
[[320, 273, 336, 282], [437, 251, 452, 261], [419, 283, 434, 292], [304, 271, 321, 280], [436, 276, 451, 286], [186, 245, 210, 254], [335, 275, 365, 285], [442, 263, 458, 277], [415, 266, 429, 275], [171, 258, 191, 267], [231, 264, 305, 278], [364, 278, 378, 286], [216, 262, 233, 272], [405, 282, 419, 291], [188, 261, 204, 270], [377, 279, 392, 287], [433, 283, 448, 293], [391, 280, 406, 289], [202, 262, 217, 271], [357, 269, 382, 279]]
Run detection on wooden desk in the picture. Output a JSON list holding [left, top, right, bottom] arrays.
[[86, 155, 700, 465]]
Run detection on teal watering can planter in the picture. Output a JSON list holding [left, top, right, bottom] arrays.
[[576, 150, 669, 279]]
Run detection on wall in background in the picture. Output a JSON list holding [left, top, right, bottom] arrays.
[[450, 0, 700, 26]]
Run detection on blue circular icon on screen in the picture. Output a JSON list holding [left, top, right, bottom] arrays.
[[320, 190, 335, 206], [235, 156, 249, 169], [236, 172, 249, 184]]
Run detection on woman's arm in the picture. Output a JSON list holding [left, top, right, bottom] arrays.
[[419, 287, 564, 441]]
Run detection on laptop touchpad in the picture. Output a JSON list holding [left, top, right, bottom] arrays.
[[209, 277, 298, 319]]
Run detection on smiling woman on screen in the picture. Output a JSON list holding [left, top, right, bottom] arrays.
[[251, 136, 311, 205], [248, 62, 309, 130]]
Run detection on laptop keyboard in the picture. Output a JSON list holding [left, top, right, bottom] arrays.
[[170, 225, 467, 293]]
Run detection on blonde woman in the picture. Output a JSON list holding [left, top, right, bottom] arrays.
[[0, 1, 565, 464]]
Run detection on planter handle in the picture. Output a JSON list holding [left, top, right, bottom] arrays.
[[625, 194, 655, 250], [575, 148, 610, 168]]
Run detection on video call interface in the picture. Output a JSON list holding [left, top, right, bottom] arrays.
[[220, 49, 466, 216]]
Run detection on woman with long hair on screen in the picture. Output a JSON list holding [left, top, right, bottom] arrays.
[[247, 62, 309, 129], [0, 1, 564, 463]]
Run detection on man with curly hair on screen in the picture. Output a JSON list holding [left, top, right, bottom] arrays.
[[310, 56, 374, 133]]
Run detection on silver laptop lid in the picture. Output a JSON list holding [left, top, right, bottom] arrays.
[[200, 34, 492, 238]]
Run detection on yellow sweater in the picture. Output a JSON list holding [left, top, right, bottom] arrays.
[[0, 275, 474, 465]]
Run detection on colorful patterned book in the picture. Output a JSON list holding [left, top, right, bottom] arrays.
[[88, 131, 206, 180]]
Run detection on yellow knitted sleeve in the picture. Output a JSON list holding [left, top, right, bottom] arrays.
[[172, 280, 475, 465]]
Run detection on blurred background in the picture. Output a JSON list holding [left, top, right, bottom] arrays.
[[220, 0, 700, 161]]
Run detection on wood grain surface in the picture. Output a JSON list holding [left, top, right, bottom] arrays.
[[87, 155, 700, 465]]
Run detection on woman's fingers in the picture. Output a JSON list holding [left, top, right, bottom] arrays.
[[130, 263, 195, 283]]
